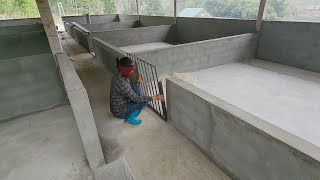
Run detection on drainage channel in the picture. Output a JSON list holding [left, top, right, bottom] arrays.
[[127, 53, 167, 121]]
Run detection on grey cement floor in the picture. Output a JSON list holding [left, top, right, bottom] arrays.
[[62, 33, 230, 180], [119, 42, 174, 53], [0, 105, 92, 180], [187, 59, 320, 148]]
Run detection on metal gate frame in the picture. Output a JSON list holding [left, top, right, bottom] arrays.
[[127, 53, 167, 121]]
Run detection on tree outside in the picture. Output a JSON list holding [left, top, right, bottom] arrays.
[[0, 0, 319, 22]]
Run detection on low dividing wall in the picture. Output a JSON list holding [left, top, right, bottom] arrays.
[[73, 21, 142, 51], [0, 53, 67, 121], [176, 17, 256, 43], [118, 14, 139, 21], [257, 21, 320, 73], [133, 33, 258, 76], [80, 21, 140, 32], [78, 25, 176, 52], [167, 77, 320, 180], [92, 37, 126, 72], [140, 15, 175, 26], [62, 14, 119, 24], [0, 18, 41, 27]]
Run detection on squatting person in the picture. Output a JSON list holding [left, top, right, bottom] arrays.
[[110, 57, 164, 125]]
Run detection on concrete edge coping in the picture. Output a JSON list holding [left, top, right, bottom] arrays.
[[132, 33, 257, 55], [92, 24, 174, 34], [167, 76, 320, 162], [55, 53, 106, 169], [88, 21, 141, 33], [92, 37, 127, 57], [93, 157, 135, 180], [56, 52, 136, 179], [72, 22, 91, 34]]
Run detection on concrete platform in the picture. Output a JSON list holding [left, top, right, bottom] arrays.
[[119, 42, 174, 53], [188, 59, 320, 147], [0, 105, 92, 180], [62, 33, 230, 180]]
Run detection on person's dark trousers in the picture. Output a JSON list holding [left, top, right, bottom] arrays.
[[119, 84, 148, 119]]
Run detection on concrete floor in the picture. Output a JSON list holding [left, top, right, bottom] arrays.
[[0, 105, 92, 180], [119, 42, 174, 53], [62, 33, 230, 180], [188, 60, 320, 147]]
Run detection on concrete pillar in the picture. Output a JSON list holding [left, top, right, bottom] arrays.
[[35, 0, 63, 55], [86, 13, 91, 24], [256, 0, 267, 32], [174, 0, 177, 18], [135, 0, 140, 20]]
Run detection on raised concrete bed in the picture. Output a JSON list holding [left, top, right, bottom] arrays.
[[166, 76, 320, 180]]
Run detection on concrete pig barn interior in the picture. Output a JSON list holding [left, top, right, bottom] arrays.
[[0, 0, 320, 179]]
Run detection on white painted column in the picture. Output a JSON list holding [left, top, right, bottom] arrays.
[[256, 0, 267, 32], [35, 0, 63, 55]]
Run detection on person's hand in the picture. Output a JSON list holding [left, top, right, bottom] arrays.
[[152, 94, 164, 101], [137, 75, 144, 84]]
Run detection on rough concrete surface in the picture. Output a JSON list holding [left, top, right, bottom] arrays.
[[93, 158, 135, 180], [0, 105, 92, 180], [62, 33, 230, 180], [187, 60, 320, 148]]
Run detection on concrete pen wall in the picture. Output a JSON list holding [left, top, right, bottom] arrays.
[[176, 17, 256, 43], [133, 33, 258, 76], [0, 53, 67, 121], [0, 26, 66, 121], [91, 25, 177, 47], [0, 24, 44, 35], [167, 77, 320, 180], [80, 21, 141, 32], [0, 18, 41, 27], [62, 14, 119, 24], [92, 37, 126, 72], [139, 15, 175, 26], [0, 31, 51, 60], [73, 21, 143, 51], [257, 21, 320, 73]]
